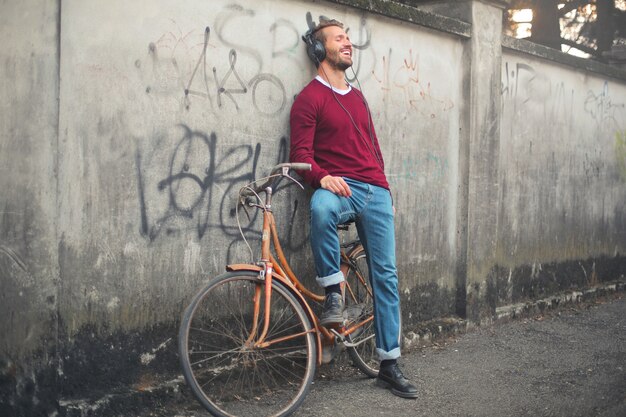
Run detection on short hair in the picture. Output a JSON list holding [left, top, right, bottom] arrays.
[[311, 17, 344, 45]]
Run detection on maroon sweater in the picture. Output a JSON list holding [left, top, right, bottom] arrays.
[[289, 77, 389, 190]]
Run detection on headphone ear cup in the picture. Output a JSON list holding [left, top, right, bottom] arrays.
[[311, 38, 326, 63], [304, 32, 325, 66]]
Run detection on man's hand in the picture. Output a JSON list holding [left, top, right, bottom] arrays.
[[320, 175, 352, 197]]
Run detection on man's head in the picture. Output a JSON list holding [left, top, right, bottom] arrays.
[[305, 18, 352, 70]]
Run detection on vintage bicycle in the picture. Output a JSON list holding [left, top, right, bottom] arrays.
[[178, 162, 378, 417]]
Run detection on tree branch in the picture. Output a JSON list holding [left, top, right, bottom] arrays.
[[558, 0, 590, 17], [560, 37, 600, 56]]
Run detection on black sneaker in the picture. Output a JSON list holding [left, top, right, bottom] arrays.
[[376, 363, 418, 399], [320, 292, 344, 326]]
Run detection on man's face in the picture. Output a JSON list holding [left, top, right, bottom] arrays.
[[321, 25, 352, 70]]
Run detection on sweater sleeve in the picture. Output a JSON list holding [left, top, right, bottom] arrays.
[[289, 92, 329, 188]]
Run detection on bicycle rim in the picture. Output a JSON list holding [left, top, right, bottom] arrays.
[[179, 271, 316, 417], [344, 246, 379, 378]]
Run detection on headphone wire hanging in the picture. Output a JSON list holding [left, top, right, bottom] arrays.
[[350, 66, 383, 168], [302, 20, 384, 170], [318, 63, 384, 170]]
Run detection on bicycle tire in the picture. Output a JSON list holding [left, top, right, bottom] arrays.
[[344, 245, 379, 378], [179, 271, 316, 417]]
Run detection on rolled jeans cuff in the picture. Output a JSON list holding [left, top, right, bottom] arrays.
[[316, 271, 345, 288], [376, 347, 401, 361]]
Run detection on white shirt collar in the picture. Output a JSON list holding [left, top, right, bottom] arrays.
[[315, 75, 352, 95]]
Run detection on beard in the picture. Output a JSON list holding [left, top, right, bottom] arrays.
[[326, 49, 352, 71], [333, 60, 352, 71]]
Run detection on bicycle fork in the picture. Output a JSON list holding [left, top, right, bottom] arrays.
[[244, 262, 273, 348], [256, 262, 275, 347], [246, 262, 315, 350]]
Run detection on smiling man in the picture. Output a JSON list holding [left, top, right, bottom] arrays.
[[289, 17, 418, 399]]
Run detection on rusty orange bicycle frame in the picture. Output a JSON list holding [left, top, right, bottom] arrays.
[[227, 183, 374, 366]]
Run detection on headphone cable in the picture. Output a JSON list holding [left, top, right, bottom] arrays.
[[318, 65, 384, 169], [350, 67, 383, 167]]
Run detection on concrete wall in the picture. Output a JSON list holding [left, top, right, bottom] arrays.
[[0, 1, 60, 415], [495, 50, 626, 305], [53, 0, 464, 334], [2, 0, 467, 412], [1, 0, 625, 414]]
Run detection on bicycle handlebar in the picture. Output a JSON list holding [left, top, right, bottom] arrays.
[[286, 162, 312, 172], [239, 162, 311, 198]]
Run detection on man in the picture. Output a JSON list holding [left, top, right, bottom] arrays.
[[289, 17, 418, 399]]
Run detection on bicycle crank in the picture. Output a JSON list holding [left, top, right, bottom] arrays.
[[329, 328, 376, 348]]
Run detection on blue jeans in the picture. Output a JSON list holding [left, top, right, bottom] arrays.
[[310, 178, 401, 360]]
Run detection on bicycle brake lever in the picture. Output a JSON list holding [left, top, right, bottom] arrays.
[[240, 199, 253, 222], [245, 204, 254, 222]]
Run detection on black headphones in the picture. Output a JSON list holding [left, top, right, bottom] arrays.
[[302, 29, 326, 67]]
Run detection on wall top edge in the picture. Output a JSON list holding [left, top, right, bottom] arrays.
[[502, 35, 626, 82], [325, 0, 472, 39]]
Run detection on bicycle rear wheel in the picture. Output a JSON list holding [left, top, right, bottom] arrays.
[[344, 245, 379, 378], [179, 271, 316, 417]]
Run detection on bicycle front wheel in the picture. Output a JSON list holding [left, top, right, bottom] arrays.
[[179, 271, 316, 417], [344, 245, 379, 378]]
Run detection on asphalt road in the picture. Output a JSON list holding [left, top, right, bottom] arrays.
[[145, 294, 626, 417]]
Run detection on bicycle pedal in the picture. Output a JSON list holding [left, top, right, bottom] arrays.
[[329, 328, 346, 342], [330, 329, 348, 351]]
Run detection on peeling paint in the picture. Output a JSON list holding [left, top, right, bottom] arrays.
[[106, 297, 120, 311], [140, 352, 156, 365], [183, 240, 202, 275], [122, 242, 137, 257]]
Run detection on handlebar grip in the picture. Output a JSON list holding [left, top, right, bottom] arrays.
[[290, 163, 312, 171]]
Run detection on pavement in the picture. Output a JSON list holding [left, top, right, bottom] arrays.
[[131, 292, 626, 417]]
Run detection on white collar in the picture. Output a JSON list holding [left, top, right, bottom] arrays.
[[315, 75, 352, 95]]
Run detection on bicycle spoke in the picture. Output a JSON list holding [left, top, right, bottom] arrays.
[[268, 313, 303, 335], [180, 274, 315, 416], [189, 347, 241, 367], [344, 248, 379, 378], [262, 355, 306, 384]]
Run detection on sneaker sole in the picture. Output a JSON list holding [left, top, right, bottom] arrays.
[[376, 378, 419, 399], [320, 317, 344, 327]]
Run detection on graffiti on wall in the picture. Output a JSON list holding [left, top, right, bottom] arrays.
[[501, 61, 575, 127], [388, 152, 449, 185], [136, 5, 454, 119], [132, 126, 312, 260], [134, 4, 458, 256], [373, 48, 454, 118], [584, 81, 626, 128], [132, 6, 377, 256], [136, 6, 376, 116], [502, 61, 626, 133], [181, 26, 287, 116], [135, 125, 309, 257]]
